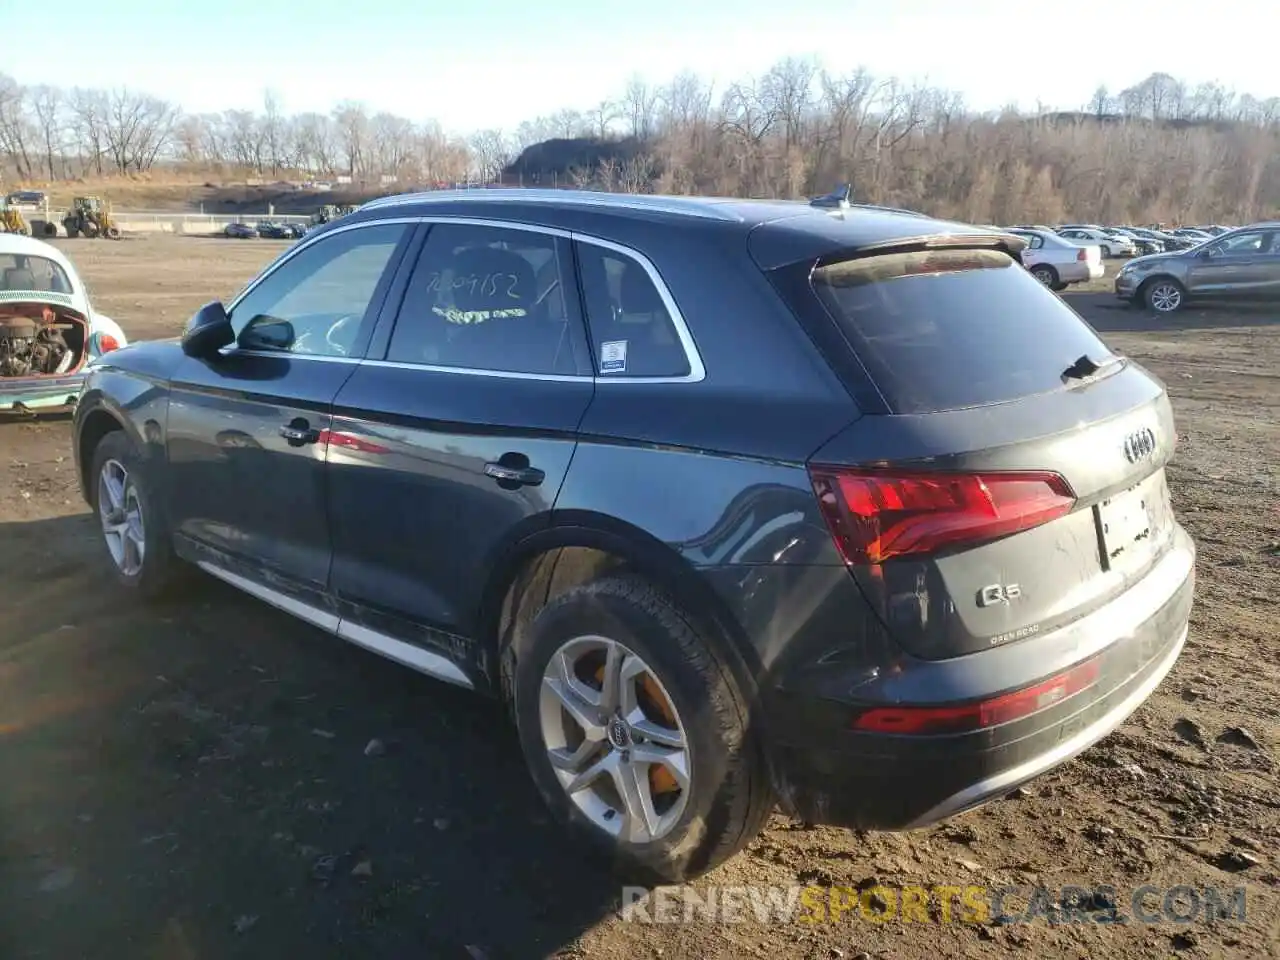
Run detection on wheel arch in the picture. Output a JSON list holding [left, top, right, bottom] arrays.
[[75, 395, 154, 504], [476, 510, 761, 709]]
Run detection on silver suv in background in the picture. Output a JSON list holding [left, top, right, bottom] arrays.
[[1115, 223, 1280, 313]]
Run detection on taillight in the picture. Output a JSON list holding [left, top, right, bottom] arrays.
[[851, 657, 1101, 734], [808, 467, 1075, 564], [1076, 248, 1088, 261], [97, 333, 121, 353]]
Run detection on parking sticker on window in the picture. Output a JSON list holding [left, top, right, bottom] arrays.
[[600, 340, 627, 373]]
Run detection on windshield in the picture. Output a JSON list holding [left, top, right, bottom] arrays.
[[0, 253, 73, 294]]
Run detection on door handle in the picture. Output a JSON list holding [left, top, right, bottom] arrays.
[[280, 420, 321, 445], [484, 461, 545, 487]]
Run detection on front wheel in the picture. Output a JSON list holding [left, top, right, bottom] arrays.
[[1143, 278, 1186, 314], [512, 576, 774, 883], [90, 430, 183, 597]]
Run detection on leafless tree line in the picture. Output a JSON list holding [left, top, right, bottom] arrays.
[[2, 63, 1278, 223]]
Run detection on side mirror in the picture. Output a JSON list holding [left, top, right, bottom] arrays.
[[181, 301, 234, 359], [238, 317, 296, 351]]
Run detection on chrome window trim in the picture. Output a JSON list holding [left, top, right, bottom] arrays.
[[222, 214, 706, 385]]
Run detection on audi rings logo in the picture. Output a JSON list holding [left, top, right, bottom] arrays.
[[1123, 427, 1157, 464]]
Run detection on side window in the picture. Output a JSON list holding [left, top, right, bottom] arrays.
[[1028, 235, 1044, 250], [576, 242, 691, 379], [386, 223, 590, 376], [1213, 231, 1267, 255], [229, 223, 407, 357]]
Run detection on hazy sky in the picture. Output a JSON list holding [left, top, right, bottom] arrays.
[[5, 0, 1276, 133]]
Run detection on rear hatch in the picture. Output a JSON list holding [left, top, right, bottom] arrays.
[[765, 241, 1182, 660]]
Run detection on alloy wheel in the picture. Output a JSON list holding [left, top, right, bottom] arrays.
[[1148, 283, 1182, 312], [98, 458, 146, 576], [538, 635, 691, 844]]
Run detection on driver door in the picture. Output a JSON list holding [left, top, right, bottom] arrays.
[[165, 222, 413, 608]]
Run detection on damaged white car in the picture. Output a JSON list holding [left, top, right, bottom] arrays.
[[0, 233, 126, 412]]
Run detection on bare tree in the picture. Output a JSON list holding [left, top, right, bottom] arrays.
[[468, 128, 510, 183], [333, 101, 370, 178], [622, 75, 659, 139], [30, 85, 63, 178]]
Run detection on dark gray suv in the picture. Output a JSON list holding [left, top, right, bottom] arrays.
[[72, 190, 1195, 881]]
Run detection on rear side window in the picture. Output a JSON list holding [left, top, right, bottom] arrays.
[[576, 242, 690, 378], [806, 248, 1115, 414]]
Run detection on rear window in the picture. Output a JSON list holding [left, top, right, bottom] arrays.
[[807, 248, 1115, 414]]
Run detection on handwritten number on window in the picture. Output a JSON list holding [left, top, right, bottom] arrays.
[[425, 271, 521, 299]]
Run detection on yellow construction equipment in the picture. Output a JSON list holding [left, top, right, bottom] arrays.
[[62, 196, 121, 239], [0, 202, 31, 236]]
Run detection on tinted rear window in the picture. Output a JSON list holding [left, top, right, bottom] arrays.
[[807, 248, 1115, 414]]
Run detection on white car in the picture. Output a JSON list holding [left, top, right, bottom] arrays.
[[0, 233, 127, 412], [1057, 227, 1135, 259], [1005, 228, 1105, 289]]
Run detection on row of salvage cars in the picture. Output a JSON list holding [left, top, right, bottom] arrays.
[[0, 234, 126, 412]]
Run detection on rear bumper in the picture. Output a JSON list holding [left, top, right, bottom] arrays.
[[0, 373, 85, 411], [764, 535, 1195, 830]]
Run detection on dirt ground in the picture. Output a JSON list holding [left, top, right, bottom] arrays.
[[0, 236, 1276, 959]]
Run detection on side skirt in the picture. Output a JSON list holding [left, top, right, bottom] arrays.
[[175, 535, 476, 691]]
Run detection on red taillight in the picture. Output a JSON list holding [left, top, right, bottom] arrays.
[[97, 333, 120, 353], [808, 467, 1075, 564], [852, 657, 1101, 734], [1076, 248, 1088, 261]]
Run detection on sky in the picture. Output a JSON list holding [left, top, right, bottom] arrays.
[[3, 0, 1277, 134]]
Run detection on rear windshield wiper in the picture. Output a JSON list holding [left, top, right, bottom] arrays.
[[1061, 353, 1121, 382]]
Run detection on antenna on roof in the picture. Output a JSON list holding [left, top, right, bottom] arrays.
[[809, 182, 852, 210]]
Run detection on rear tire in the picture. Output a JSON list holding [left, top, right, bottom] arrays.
[[512, 575, 774, 883], [89, 430, 183, 598], [1030, 264, 1058, 287]]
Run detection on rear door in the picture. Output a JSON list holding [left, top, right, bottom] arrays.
[[325, 220, 594, 654], [766, 243, 1184, 660], [166, 221, 412, 602]]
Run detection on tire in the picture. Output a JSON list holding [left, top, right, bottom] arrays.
[[1030, 264, 1058, 287], [1050, 281, 1068, 292], [512, 575, 774, 883], [1142, 277, 1186, 314], [89, 430, 183, 598]]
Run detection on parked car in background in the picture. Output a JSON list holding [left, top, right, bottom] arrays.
[[1106, 228, 1162, 256], [1170, 228, 1213, 244], [256, 222, 293, 240], [283, 222, 308, 239], [1, 233, 127, 412], [1058, 228, 1135, 258], [224, 222, 259, 239], [5, 190, 47, 207], [71, 189, 1192, 881], [1115, 222, 1280, 313], [1006, 227, 1105, 288]]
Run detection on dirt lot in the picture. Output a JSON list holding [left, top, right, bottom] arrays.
[[1, 237, 1276, 959]]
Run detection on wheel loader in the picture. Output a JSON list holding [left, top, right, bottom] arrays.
[[0, 202, 31, 236], [62, 196, 121, 239]]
